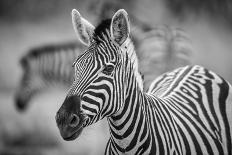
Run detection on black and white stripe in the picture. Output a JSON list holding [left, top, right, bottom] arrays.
[[14, 42, 86, 110]]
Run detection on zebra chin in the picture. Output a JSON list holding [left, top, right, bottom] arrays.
[[61, 126, 83, 141]]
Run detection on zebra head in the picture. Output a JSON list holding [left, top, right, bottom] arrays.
[[15, 55, 44, 111], [56, 9, 140, 141]]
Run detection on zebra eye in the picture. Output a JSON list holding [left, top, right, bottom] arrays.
[[102, 64, 114, 75]]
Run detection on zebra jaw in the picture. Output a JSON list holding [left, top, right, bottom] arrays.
[[63, 126, 83, 141]]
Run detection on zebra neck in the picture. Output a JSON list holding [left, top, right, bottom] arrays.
[[106, 73, 167, 153], [121, 37, 144, 91], [107, 71, 149, 153]]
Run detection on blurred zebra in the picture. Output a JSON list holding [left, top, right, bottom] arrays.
[[138, 25, 193, 90], [14, 41, 86, 111], [56, 9, 232, 154]]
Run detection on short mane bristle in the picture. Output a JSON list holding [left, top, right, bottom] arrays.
[[94, 19, 111, 41]]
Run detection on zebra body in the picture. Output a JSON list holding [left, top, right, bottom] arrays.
[[105, 65, 232, 154], [54, 9, 232, 155]]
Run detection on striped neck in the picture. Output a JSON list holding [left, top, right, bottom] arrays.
[[107, 67, 149, 153]]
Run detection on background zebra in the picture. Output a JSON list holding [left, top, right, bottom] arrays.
[[56, 9, 232, 154], [137, 25, 193, 90], [14, 41, 86, 111]]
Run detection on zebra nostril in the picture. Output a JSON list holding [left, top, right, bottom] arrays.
[[69, 114, 80, 127]]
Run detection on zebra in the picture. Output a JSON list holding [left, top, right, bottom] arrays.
[[55, 9, 232, 154], [14, 41, 86, 111], [138, 25, 194, 90]]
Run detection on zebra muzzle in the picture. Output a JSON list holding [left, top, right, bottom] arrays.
[[55, 95, 86, 141]]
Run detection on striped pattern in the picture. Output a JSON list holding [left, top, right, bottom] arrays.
[[22, 42, 84, 84], [14, 42, 85, 109], [148, 65, 232, 154], [66, 19, 232, 154], [103, 65, 232, 154]]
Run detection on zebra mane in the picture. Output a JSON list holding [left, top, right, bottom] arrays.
[[94, 19, 112, 43]]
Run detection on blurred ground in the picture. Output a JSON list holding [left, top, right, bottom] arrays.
[[0, 0, 232, 154]]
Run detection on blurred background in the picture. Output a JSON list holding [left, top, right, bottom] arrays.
[[0, 0, 232, 154]]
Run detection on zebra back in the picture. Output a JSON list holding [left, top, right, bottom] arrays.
[[151, 65, 232, 154]]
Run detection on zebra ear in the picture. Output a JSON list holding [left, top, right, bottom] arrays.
[[72, 9, 95, 46], [110, 9, 130, 46]]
